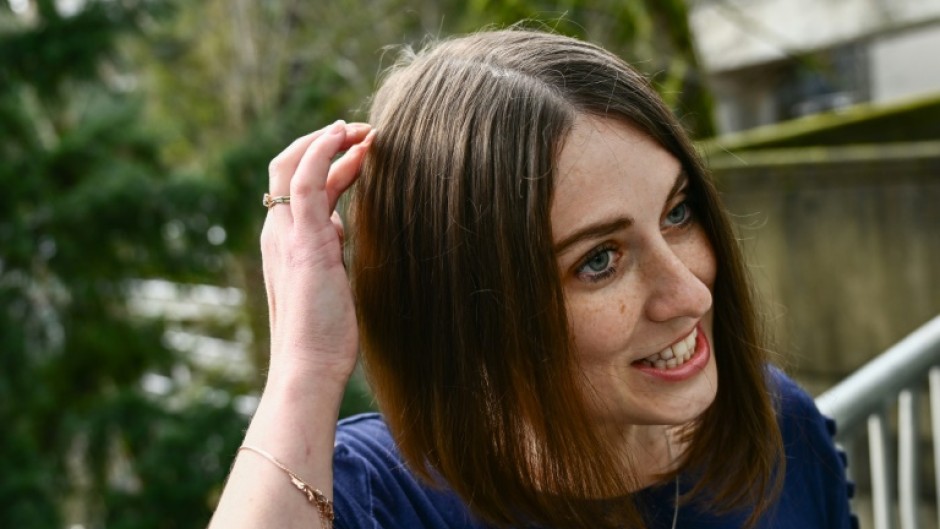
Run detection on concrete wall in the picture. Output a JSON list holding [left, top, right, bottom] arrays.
[[708, 141, 940, 393], [871, 24, 940, 103]]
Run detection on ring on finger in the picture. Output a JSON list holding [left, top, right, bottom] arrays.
[[263, 193, 291, 208]]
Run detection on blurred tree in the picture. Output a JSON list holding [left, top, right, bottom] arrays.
[[460, 0, 716, 137], [132, 0, 438, 398], [0, 1, 248, 527]]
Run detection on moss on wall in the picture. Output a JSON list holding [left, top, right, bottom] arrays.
[[701, 93, 940, 153]]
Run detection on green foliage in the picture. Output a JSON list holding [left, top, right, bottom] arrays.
[[89, 392, 247, 529], [703, 93, 940, 153], [456, 0, 716, 137], [0, 1, 247, 527]]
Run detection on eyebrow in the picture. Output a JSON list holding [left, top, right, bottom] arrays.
[[552, 170, 689, 256], [666, 169, 689, 204], [553, 216, 633, 256]]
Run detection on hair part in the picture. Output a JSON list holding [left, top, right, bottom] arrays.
[[351, 28, 782, 529]]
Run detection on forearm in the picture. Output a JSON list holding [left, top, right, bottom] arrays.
[[209, 121, 371, 528], [209, 372, 349, 529]]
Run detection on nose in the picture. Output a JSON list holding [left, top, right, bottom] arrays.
[[642, 240, 713, 323]]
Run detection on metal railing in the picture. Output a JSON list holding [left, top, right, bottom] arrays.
[[816, 315, 940, 529]]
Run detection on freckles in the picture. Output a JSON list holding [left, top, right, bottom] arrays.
[[619, 303, 625, 315], [691, 228, 718, 285]]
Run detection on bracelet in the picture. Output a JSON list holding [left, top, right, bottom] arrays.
[[238, 445, 334, 527]]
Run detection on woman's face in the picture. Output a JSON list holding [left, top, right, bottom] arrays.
[[552, 116, 718, 428]]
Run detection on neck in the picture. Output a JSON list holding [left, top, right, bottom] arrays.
[[604, 423, 686, 490]]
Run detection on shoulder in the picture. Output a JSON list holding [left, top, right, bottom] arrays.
[[335, 412, 395, 461], [331, 414, 384, 529], [332, 413, 484, 529], [768, 366, 823, 418], [764, 367, 858, 529], [332, 413, 394, 499], [767, 366, 843, 461]]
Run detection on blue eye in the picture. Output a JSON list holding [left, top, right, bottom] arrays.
[[576, 247, 619, 283], [585, 251, 611, 272], [665, 201, 692, 227]]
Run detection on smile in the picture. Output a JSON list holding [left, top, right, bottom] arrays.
[[630, 324, 711, 382], [637, 327, 698, 370]]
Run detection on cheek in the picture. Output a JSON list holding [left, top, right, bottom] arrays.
[[567, 287, 644, 362], [684, 227, 717, 290]]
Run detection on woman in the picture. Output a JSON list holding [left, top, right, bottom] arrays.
[[210, 30, 854, 529]]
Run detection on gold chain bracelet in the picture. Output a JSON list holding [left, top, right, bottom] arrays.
[[238, 445, 334, 527]]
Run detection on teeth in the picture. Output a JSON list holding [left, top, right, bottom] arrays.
[[641, 328, 697, 370], [674, 340, 688, 358]]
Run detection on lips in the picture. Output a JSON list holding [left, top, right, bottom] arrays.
[[631, 324, 711, 381], [635, 327, 697, 370]]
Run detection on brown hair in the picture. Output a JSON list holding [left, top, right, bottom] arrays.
[[351, 29, 782, 529]]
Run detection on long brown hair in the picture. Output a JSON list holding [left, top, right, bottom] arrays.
[[351, 29, 782, 529]]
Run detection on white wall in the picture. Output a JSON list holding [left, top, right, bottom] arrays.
[[871, 24, 940, 102], [691, 0, 940, 73]]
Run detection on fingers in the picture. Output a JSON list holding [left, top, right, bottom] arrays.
[[326, 130, 375, 213], [290, 124, 374, 228], [268, 122, 371, 194], [264, 122, 370, 230], [267, 122, 370, 217], [261, 120, 372, 268], [263, 122, 363, 326], [338, 123, 372, 149], [289, 122, 348, 226]]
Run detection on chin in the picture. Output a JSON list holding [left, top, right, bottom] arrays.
[[592, 354, 719, 427]]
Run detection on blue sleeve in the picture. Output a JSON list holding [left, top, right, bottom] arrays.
[[332, 414, 484, 529], [773, 370, 859, 529], [332, 441, 377, 529]]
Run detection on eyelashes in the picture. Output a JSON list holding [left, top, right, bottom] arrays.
[[572, 198, 697, 285], [665, 201, 692, 227], [575, 245, 619, 283]]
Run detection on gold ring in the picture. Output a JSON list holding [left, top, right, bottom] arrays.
[[263, 193, 290, 208]]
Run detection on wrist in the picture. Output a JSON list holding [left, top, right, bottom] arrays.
[[263, 362, 352, 405], [246, 367, 350, 448], [240, 366, 348, 504]]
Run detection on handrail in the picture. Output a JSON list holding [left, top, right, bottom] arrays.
[[815, 314, 940, 529], [816, 314, 940, 432]]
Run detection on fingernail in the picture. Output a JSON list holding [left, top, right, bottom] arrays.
[[329, 120, 346, 134], [352, 131, 377, 153]]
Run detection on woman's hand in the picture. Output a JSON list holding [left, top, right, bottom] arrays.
[[209, 122, 374, 529], [261, 120, 375, 388]]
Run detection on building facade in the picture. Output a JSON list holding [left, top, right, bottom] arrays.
[[690, 0, 940, 133]]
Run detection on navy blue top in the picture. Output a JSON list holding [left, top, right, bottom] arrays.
[[333, 370, 857, 528]]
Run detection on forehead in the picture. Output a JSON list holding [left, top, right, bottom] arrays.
[[551, 116, 681, 235]]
